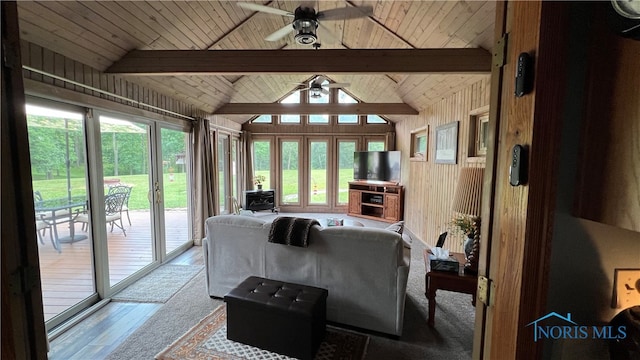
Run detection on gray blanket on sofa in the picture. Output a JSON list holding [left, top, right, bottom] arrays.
[[268, 216, 319, 247]]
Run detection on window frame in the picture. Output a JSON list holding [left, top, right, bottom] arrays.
[[468, 106, 490, 159], [410, 125, 428, 161]]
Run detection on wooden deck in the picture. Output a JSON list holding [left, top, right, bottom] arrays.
[[38, 210, 190, 322]]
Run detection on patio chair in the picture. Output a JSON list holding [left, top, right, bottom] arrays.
[[77, 192, 128, 236], [35, 216, 50, 245], [107, 185, 132, 226], [35, 214, 61, 253]]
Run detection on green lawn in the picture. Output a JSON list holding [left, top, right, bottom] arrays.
[[32, 172, 188, 210], [255, 168, 353, 203], [33, 168, 354, 210]]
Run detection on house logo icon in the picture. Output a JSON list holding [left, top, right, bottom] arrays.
[[527, 312, 627, 342], [526, 312, 577, 342]]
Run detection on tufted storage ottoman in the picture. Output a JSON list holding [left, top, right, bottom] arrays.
[[224, 276, 328, 360]]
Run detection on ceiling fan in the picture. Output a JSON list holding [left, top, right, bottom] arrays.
[[296, 76, 350, 98], [237, 2, 373, 46]]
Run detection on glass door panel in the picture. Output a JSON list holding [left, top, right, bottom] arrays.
[[26, 103, 95, 323], [337, 140, 356, 205], [280, 140, 300, 204], [367, 140, 385, 151], [161, 127, 191, 255], [217, 134, 230, 214], [252, 140, 271, 190], [99, 115, 154, 287], [309, 140, 328, 204]]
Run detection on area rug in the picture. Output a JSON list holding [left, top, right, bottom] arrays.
[[155, 305, 369, 360], [112, 265, 202, 303]]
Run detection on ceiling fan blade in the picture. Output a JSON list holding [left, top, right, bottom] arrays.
[[265, 24, 293, 42], [317, 23, 339, 44], [314, 75, 327, 84], [298, 87, 311, 91], [325, 83, 351, 88], [318, 6, 373, 21], [321, 88, 330, 95], [236, 2, 294, 17]]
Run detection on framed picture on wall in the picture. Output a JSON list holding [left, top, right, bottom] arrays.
[[435, 121, 459, 164]]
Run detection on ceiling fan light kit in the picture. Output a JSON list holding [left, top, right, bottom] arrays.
[[293, 7, 319, 45], [309, 88, 326, 98]]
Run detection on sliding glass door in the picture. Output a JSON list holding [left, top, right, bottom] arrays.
[[161, 127, 191, 255], [26, 97, 194, 329], [26, 101, 95, 326], [98, 114, 154, 288]]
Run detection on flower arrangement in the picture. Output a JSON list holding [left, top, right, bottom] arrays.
[[448, 214, 478, 239], [253, 174, 265, 186]]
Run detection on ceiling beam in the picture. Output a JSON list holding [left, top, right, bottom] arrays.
[[214, 103, 418, 115], [105, 48, 492, 75]]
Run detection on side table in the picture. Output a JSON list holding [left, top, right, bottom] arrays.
[[424, 249, 478, 326]]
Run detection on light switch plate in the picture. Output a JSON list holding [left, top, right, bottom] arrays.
[[612, 268, 640, 308]]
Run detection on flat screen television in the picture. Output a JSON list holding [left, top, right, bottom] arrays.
[[353, 151, 401, 182]]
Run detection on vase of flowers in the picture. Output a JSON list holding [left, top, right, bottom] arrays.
[[448, 215, 479, 259], [253, 174, 265, 190]]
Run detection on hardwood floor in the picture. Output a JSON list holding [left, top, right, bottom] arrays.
[[39, 210, 190, 321], [47, 246, 203, 360]]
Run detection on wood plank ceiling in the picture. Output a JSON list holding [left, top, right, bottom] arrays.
[[16, 1, 495, 123]]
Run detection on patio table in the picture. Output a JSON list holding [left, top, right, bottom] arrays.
[[35, 196, 88, 250]]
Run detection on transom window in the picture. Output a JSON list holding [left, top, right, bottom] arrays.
[[252, 114, 272, 124], [308, 79, 329, 124], [338, 90, 358, 124], [280, 91, 300, 124], [367, 115, 387, 124]]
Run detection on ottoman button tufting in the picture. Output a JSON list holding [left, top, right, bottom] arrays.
[[224, 276, 328, 360]]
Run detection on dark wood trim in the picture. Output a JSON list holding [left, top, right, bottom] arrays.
[[216, 102, 418, 115], [105, 48, 493, 75], [1, 2, 48, 358]]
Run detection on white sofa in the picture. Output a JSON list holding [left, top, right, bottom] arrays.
[[203, 215, 411, 336]]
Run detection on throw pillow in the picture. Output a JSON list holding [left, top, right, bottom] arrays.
[[385, 221, 404, 235]]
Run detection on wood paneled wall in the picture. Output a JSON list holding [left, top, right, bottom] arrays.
[[573, 11, 640, 233], [397, 76, 490, 253], [19, 40, 207, 121]]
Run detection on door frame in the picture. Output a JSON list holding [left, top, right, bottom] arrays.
[[475, 1, 570, 358]]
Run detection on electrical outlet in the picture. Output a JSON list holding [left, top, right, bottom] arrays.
[[612, 268, 640, 308]]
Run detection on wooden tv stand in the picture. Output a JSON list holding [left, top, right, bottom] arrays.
[[347, 181, 404, 223]]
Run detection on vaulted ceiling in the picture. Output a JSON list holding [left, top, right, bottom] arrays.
[[16, 1, 495, 123]]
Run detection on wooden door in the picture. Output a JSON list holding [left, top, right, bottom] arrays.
[[384, 194, 400, 221], [348, 190, 361, 215], [474, 1, 570, 359]]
